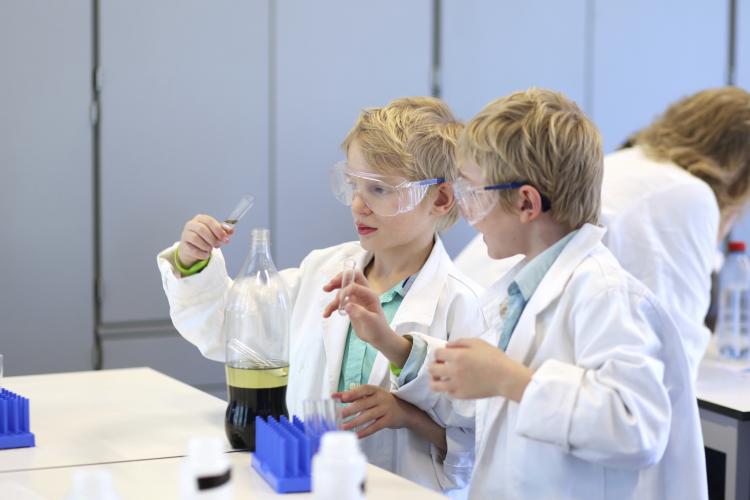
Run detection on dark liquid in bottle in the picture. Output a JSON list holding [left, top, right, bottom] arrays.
[[224, 365, 288, 451]]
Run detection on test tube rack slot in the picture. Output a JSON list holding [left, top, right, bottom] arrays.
[[0, 388, 35, 450], [252, 415, 317, 493]]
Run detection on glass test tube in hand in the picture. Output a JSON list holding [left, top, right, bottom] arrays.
[[222, 194, 255, 229], [338, 259, 357, 316]]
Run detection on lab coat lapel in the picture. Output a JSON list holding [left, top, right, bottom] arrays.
[[369, 236, 450, 388], [505, 223, 607, 364], [390, 236, 450, 327]]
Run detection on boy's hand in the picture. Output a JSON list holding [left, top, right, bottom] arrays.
[[177, 214, 233, 267], [333, 385, 415, 439], [322, 271, 411, 367], [429, 338, 533, 402]]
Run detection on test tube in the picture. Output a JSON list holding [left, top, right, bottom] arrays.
[[338, 259, 356, 316], [303, 399, 340, 438], [222, 194, 255, 229]]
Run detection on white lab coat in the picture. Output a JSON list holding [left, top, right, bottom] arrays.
[[157, 237, 486, 495], [444, 223, 706, 499], [455, 146, 719, 380]]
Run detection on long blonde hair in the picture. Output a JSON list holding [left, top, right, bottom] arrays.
[[630, 87, 750, 210]]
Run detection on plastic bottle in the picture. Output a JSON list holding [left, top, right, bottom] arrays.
[[180, 437, 232, 500], [223, 228, 291, 450], [65, 469, 121, 500], [312, 431, 366, 500], [716, 241, 750, 359]]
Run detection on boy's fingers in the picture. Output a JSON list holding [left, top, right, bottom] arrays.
[[340, 396, 376, 419], [447, 338, 476, 349], [356, 417, 387, 439], [433, 347, 461, 363], [322, 298, 339, 318], [341, 407, 381, 431], [427, 361, 451, 379], [184, 239, 211, 258], [338, 384, 376, 403], [322, 272, 343, 292], [199, 215, 230, 242], [190, 223, 220, 248], [430, 378, 455, 394]]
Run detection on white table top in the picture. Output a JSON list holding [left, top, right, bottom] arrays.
[[0, 451, 445, 500], [0, 367, 228, 472], [696, 354, 750, 419], [0, 367, 445, 499]]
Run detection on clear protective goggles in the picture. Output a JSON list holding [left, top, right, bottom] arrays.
[[330, 161, 445, 217], [453, 177, 551, 226]]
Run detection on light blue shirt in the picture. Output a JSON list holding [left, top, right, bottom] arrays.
[[497, 230, 578, 350]]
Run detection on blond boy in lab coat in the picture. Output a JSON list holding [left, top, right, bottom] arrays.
[[387, 89, 706, 499]]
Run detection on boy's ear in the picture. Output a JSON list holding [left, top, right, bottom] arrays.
[[518, 185, 545, 223], [431, 183, 455, 215]]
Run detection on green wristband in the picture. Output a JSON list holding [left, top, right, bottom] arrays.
[[389, 363, 403, 377], [174, 247, 210, 277]]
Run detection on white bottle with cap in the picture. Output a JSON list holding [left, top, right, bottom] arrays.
[[180, 437, 232, 500], [312, 431, 366, 500], [65, 469, 121, 500]]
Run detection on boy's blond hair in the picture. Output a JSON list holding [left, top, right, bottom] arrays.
[[459, 88, 603, 229], [341, 96, 463, 231], [628, 87, 750, 211]]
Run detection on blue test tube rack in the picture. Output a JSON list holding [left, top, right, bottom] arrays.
[[0, 388, 35, 450], [252, 415, 319, 493]]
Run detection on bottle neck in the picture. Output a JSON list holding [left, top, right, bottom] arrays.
[[245, 238, 276, 274]]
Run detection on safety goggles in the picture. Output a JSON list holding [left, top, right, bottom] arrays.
[[330, 161, 445, 217], [453, 177, 551, 226]]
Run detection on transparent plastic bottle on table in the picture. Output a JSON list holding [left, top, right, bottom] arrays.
[[223, 228, 290, 450], [716, 241, 750, 360]]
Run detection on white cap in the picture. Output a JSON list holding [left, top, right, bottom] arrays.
[[185, 437, 229, 478], [319, 431, 362, 457], [66, 469, 120, 500]]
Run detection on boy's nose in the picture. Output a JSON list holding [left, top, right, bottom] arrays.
[[351, 191, 372, 215]]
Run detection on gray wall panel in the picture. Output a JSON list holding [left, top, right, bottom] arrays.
[[99, 1, 270, 323], [592, 0, 727, 153], [274, 0, 433, 269], [0, 1, 93, 375], [440, 0, 587, 257]]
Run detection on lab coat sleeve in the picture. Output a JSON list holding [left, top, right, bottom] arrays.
[[393, 290, 486, 491], [157, 242, 302, 362], [514, 287, 672, 470]]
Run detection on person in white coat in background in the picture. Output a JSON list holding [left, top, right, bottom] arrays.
[[456, 87, 750, 381], [422, 89, 706, 499], [157, 97, 485, 497]]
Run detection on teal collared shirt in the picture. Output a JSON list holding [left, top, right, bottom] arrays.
[[497, 230, 578, 351], [337, 275, 416, 392]]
